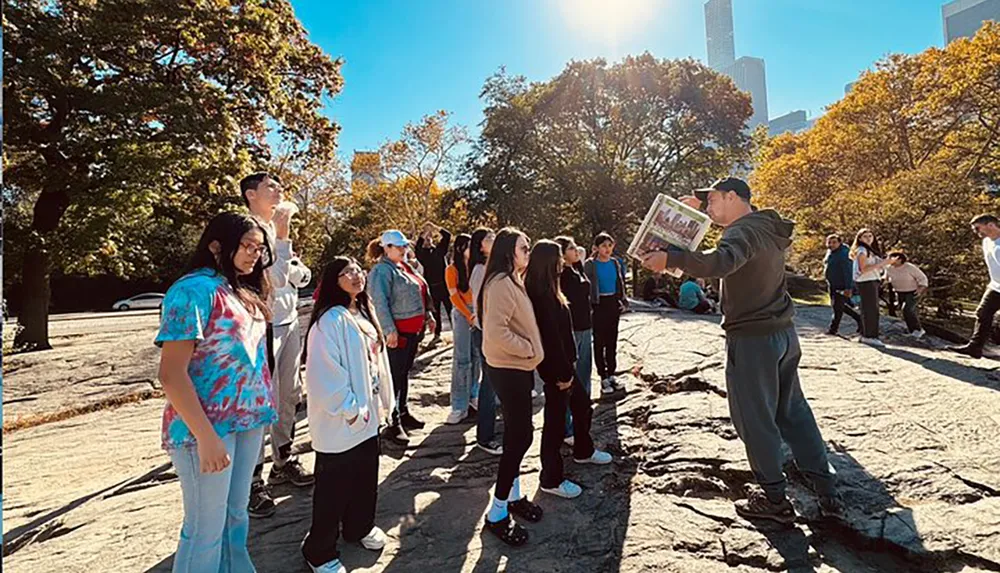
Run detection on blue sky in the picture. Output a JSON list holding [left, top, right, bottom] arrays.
[[291, 0, 948, 157]]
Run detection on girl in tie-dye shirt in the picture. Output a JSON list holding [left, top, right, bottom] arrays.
[[156, 212, 277, 573]]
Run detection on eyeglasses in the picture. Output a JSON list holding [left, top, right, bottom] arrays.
[[339, 266, 364, 278], [240, 242, 267, 257]]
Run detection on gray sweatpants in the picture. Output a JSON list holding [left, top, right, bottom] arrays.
[[725, 326, 834, 500], [258, 319, 303, 468]]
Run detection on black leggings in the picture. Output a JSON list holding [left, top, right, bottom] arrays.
[[857, 280, 880, 338], [593, 296, 621, 379], [485, 364, 534, 500], [540, 376, 595, 488], [429, 283, 452, 336]]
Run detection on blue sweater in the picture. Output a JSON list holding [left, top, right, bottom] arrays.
[[824, 245, 854, 291]]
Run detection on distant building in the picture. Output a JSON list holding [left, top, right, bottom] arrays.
[[723, 56, 768, 130], [768, 110, 810, 135], [943, 0, 1000, 43], [704, 0, 736, 71]]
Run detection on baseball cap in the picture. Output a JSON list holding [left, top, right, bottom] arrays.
[[694, 177, 752, 203], [379, 229, 410, 248]]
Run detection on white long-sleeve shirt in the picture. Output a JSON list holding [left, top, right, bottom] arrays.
[[305, 305, 395, 454], [885, 262, 928, 293], [984, 238, 1000, 293]]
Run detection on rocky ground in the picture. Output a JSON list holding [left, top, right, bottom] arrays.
[[4, 303, 1000, 572]]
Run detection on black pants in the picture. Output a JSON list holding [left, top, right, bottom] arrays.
[[857, 280, 880, 338], [302, 436, 380, 567], [970, 288, 1000, 350], [388, 331, 421, 425], [829, 289, 861, 334], [486, 364, 534, 501], [897, 291, 922, 332], [691, 300, 713, 315], [428, 283, 452, 336], [593, 296, 621, 379], [540, 376, 595, 488]]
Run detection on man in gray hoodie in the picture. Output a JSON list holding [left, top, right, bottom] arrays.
[[642, 177, 841, 524]]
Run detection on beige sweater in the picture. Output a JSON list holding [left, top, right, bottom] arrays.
[[481, 274, 544, 372], [885, 262, 928, 293]]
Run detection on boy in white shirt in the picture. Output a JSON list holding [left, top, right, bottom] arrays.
[[951, 214, 1000, 359]]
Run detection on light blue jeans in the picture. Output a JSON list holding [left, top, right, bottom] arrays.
[[566, 329, 594, 436], [169, 426, 264, 573], [450, 308, 480, 413]]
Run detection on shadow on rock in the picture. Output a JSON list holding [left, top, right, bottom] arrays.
[[877, 346, 1000, 392]]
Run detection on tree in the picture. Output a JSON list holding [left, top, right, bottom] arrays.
[[463, 55, 753, 244], [3, 0, 342, 349], [752, 23, 1000, 309]]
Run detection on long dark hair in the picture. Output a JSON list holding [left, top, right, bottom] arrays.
[[525, 240, 567, 307], [476, 227, 528, 328], [850, 228, 883, 259], [185, 212, 272, 320], [305, 257, 383, 361], [452, 233, 472, 293], [470, 227, 493, 270]]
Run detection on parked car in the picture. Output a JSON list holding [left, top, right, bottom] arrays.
[[112, 293, 165, 311]]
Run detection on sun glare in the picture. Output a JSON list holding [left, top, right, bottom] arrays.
[[557, 0, 658, 46]]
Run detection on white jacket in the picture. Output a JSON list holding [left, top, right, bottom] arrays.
[[305, 305, 395, 454], [273, 256, 312, 326]]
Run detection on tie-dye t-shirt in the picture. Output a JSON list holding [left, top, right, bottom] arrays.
[[155, 268, 277, 450]]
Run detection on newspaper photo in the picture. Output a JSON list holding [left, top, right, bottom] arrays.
[[627, 194, 712, 278]]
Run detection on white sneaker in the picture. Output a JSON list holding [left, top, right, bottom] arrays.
[[541, 480, 583, 499], [360, 526, 387, 551], [860, 337, 885, 348], [308, 559, 347, 573], [531, 388, 540, 399], [600, 378, 615, 395], [445, 409, 467, 425], [610, 375, 625, 391], [563, 436, 575, 447], [909, 330, 925, 339], [574, 449, 613, 465]]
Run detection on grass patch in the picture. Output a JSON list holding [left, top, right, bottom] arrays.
[[3, 389, 164, 434]]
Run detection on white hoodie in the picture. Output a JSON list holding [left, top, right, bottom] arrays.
[[272, 256, 312, 326], [305, 305, 395, 454]]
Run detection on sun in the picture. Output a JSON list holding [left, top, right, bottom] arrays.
[[557, 0, 658, 46]]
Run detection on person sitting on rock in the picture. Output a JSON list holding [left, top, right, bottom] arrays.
[[526, 240, 612, 501], [678, 277, 714, 315], [641, 272, 678, 308], [641, 177, 843, 524], [300, 257, 394, 573]]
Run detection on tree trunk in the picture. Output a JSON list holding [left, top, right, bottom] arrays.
[[14, 242, 53, 351]]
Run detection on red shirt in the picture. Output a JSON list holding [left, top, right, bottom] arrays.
[[394, 262, 429, 334]]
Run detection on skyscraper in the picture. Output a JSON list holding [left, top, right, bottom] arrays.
[[724, 57, 768, 130], [943, 0, 1000, 43], [705, 0, 736, 71], [768, 110, 809, 135]]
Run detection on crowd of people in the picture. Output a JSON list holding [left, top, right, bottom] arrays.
[[154, 171, 997, 573]]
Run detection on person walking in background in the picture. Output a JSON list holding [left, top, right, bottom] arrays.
[[240, 172, 314, 518], [444, 233, 480, 425], [850, 229, 893, 348], [415, 222, 452, 344], [950, 214, 1000, 359], [478, 228, 545, 546], [469, 228, 503, 455], [641, 177, 842, 524], [366, 230, 436, 446], [823, 234, 861, 336], [554, 236, 594, 445], [584, 232, 628, 396], [885, 252, 928, 339], [526, 240, 612, 500], [301, 257, 394, 573], [678, 277, 714, 315], [157, 212, 276, 572]]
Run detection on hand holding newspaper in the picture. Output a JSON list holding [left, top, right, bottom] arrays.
[[626, 194, 712, 278]]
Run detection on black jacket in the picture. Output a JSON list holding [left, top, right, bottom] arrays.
[[415, 229, 451, 286], [529, 293, 577, 384], [824, 244, 854, 291], [560, 264, 593, 331]]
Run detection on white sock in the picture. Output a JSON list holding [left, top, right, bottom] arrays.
[[507, 476, 522, 502], [487, 496, 508, 522]]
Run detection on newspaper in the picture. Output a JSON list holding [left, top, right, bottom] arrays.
[[626, 194, 712, 278]]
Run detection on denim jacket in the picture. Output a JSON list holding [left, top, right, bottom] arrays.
[[366, 256, 430, 337]]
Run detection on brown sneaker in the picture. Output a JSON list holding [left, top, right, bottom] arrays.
[[734, 487, 796, 524]]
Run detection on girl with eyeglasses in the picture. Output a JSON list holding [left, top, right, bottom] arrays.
[[300, 257, 395, 573], [155, 212, 276, 572], [477, 227, 545, 546]]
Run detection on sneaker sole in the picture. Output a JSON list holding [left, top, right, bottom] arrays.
[[540, 486, 581, 499], [477, 445, 503, 455], [573, 457, 611, 465], [360, 539, 386, 551]]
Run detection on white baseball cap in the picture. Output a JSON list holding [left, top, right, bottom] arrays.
[[379, 230, 410, 248]]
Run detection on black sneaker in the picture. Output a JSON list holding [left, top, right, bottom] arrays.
[[248, 480, 276, 518], [400, 413, 425, 431], [734, 487, 796, 524], [948, 344, 983, 359], [268, 458, 315, 487], [382, 424, 410, 446], [476, 439, 503, 456]]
